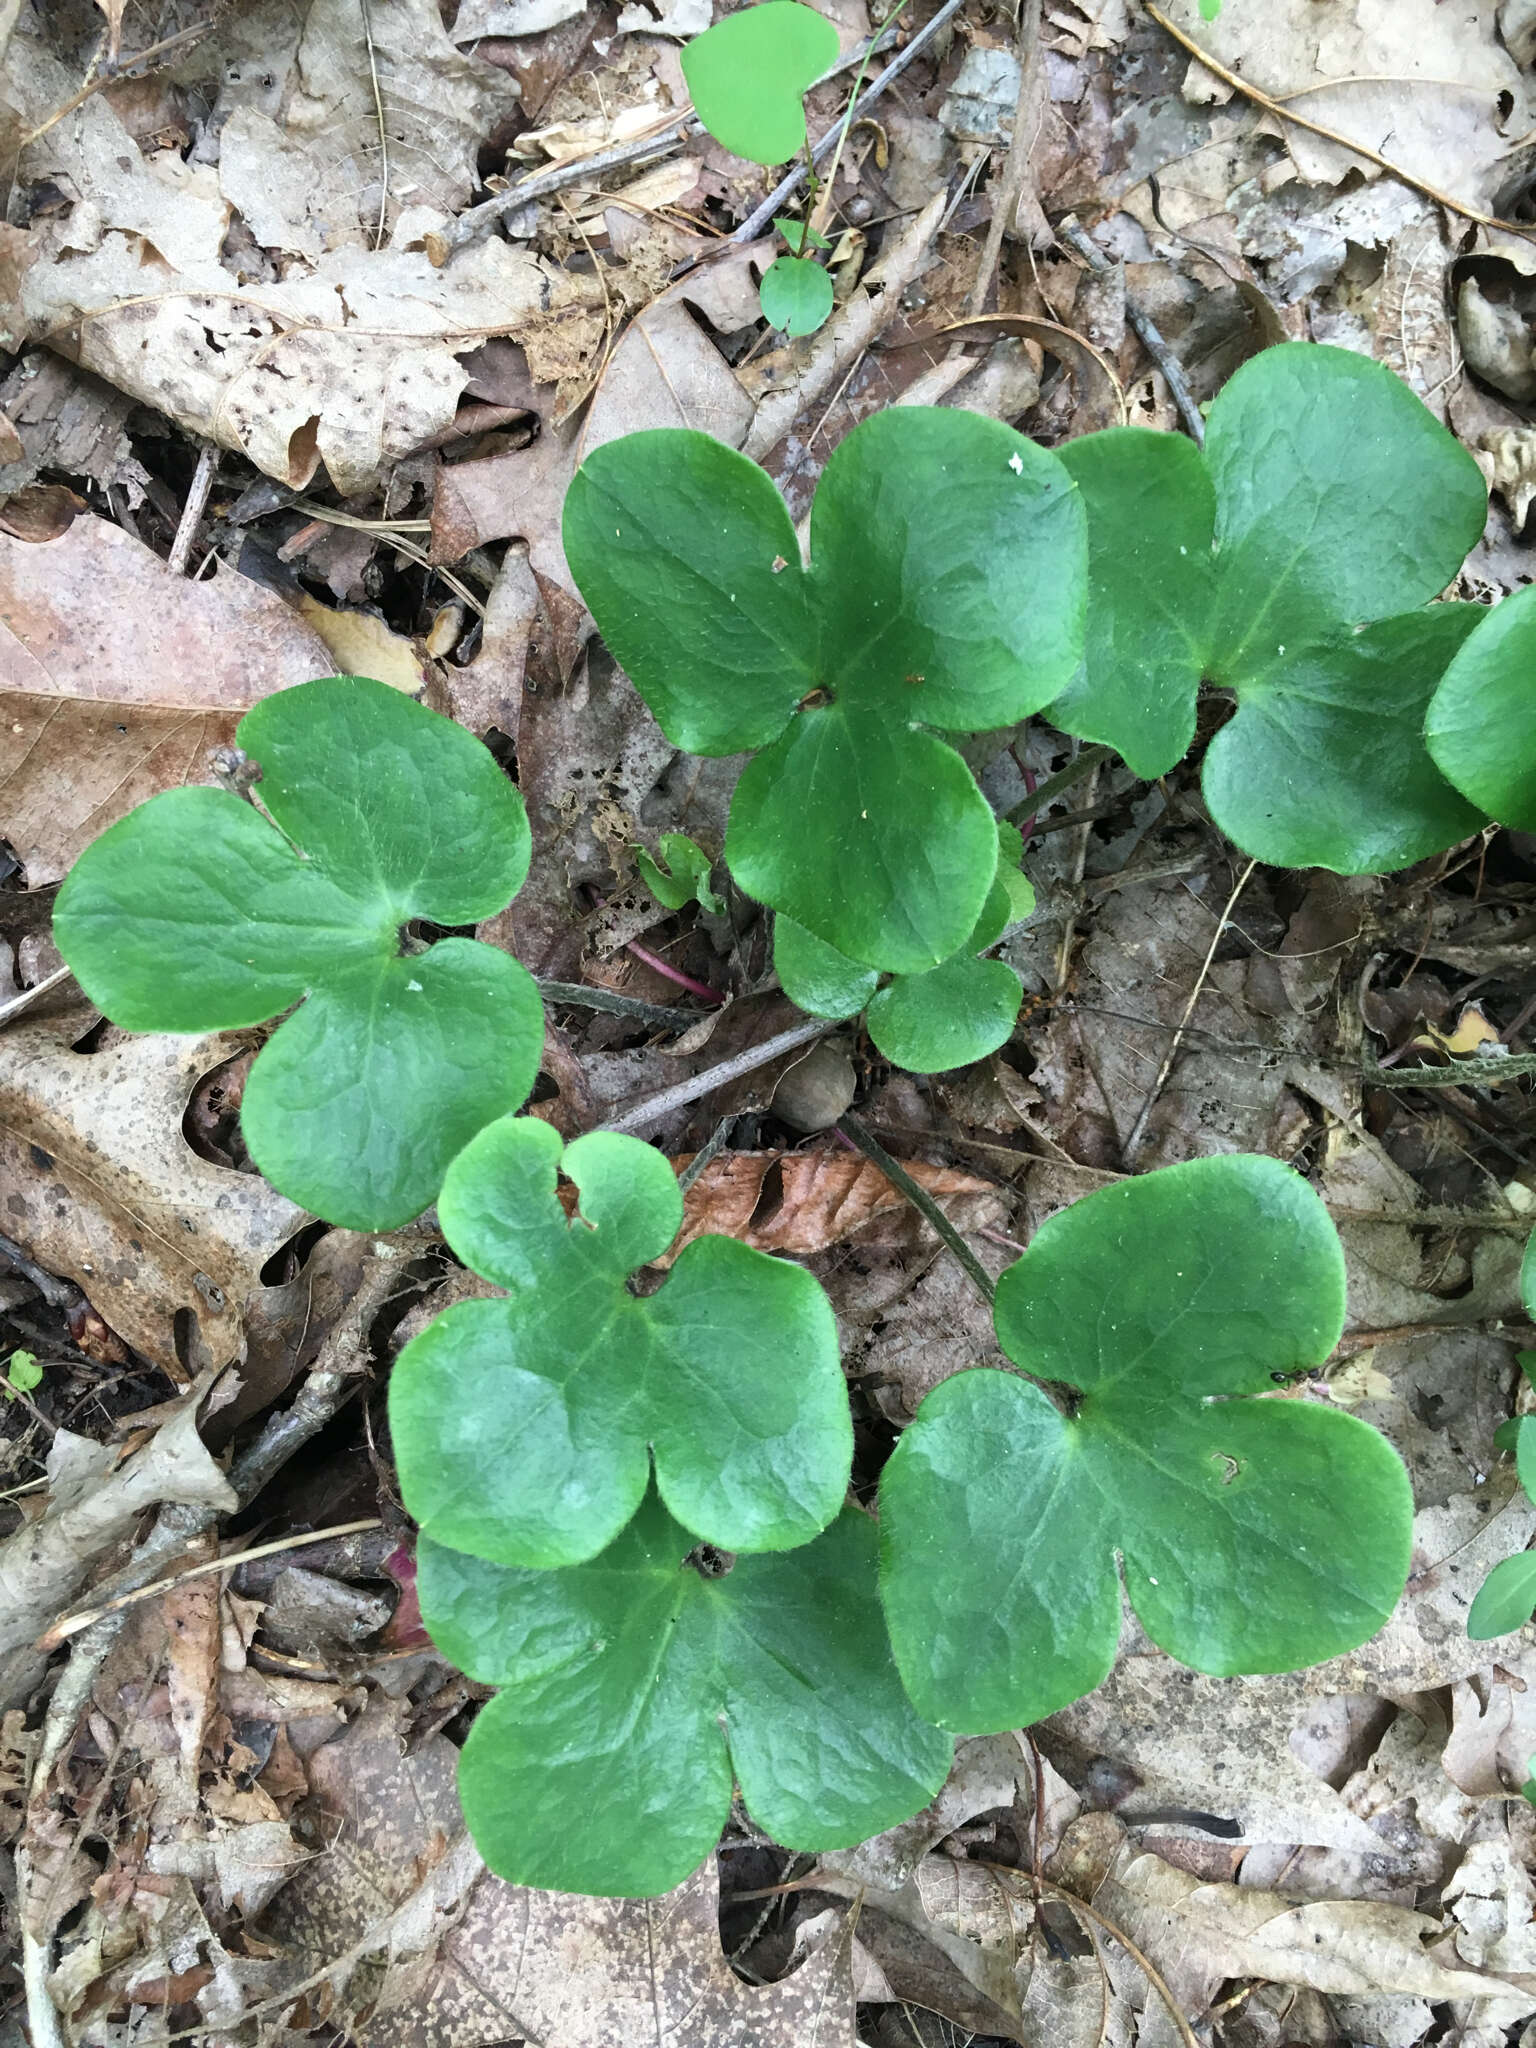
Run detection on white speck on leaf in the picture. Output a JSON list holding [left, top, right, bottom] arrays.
[[1008, 453, 1024, 474], [406, 979, 423, 992]]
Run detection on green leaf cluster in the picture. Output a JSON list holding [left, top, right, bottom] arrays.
[[563, 406, 1085, 973], [774, 820, 1035, 1072], [1469, 1232, 1536, 1640], [51, 676, 541, 1230], [635, 832, 725, 916], [1048, 344, 1489, 872], [879, 1156, 1414, 1729]]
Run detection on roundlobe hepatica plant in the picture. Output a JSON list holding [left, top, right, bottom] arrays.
[[51, 676, 542, 1231], [416, 1494, 952, 1897], [562, 405, 1087, 973], [388, 1115, 853, 1568], [1047, 343, 1489, 873], [879, 1154, 1414, 1732], [1427, 581, 1536, 832]]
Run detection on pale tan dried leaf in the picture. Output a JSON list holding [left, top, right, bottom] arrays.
[[0, 1388, 236, 1699], [294, 595, 426, 693], [659, 1150, 996, 1264], [1159, 0, 1524, 207], [91, 0, 123, 64], [264, 1702, 855, 2048], [0, 516, 335, 882], [0, 1026, 306, 1371], [1099, 1843, 1523, 1999]]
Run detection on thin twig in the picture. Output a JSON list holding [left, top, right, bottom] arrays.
[[729, 0, 971, 247], [21, 22, 214, 148], [602, 1018, 836, 1135], [166, 443, 217, 578], [966, 0, 1043, 316], [837, 1114, 997, 1308], [1057, 214, 1204, 442], [359, 0, 390, 251], [1144, 3, 1536, 243], [1123, 857, 1257, 1161], [41, 1518, 382, 1647], [1036, 1881, 1199, 2048], [1006, 744, 1113, 829], [808, 0, 912, 243], [0, 963, 74, 1029], [539, 980, 699, 1029], [1364, 1052, 1536, 1087], [677, 1115, 738, 1194], [0, 1231, 77, 1310]]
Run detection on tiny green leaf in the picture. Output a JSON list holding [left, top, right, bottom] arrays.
[[1468, 1551, 1536, 1640], [776, 217, 830, 253], [1199, 0, 1221, 16], [680, 2, 839, 165], [3, 1350, 41, 1398], [1049, 344, 1489, 870], [879, 1154, 1413, 1731], [565, 408, 1085, 970], [635, 832, 725, 915], [759, 256, 834, 336], [1426, 583, 1536, 831], [52, 677, 540, 1230], [389, 1117, 852, 1567], [419, 1493, 952, 1897]]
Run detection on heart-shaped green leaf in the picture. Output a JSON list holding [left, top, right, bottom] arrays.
[[773, 823, 1032, 1072], [879, 1154, 1413, 1731], [680, 2, 839, 166], [51, 676, 539, 1229], [418, 1492, 952, 1897], [759, 255, 834, 335], [565, 409, 1085, 970], [389, 1117, 851, 1567], [1048, 345, 1488, 871], [1426, 583, 1536, 830]]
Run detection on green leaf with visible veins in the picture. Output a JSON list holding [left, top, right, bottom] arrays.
[[419, 1492, 952, 1897], [879, 1154, 1413, 1731], [680, 2, 839, 166], [1047, 344, 1487, 870], [389, 1117, 852, 1568], [1426, 582, 1536, 830], [52, 676, 539, 1229], [564, 407, 1085, 971], [759, 256, 833, 336]]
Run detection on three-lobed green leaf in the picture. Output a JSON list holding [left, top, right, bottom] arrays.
[[52, 676, 541, 1230], [389, 1116, 852, 1568], [1050, 344, 1488, 872], [680, 1, 839, 166], [418, 1492, 953, 1897], [564, 408, 1085, 972], [1426, 582, 1536, 831], [879, 1154, 1414, 1730]]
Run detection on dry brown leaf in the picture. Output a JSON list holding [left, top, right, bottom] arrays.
[[0, 1387, 237, 1706], [163, 1569, 222, 1789], [1099, 1841, 1526, 2001], [659, 1150, 996, 1264], [0, 515, 335, 883], [264, 1700, 856, 2047], [0, 1025, 306, 1372], [1160, 0, 1523, 208]]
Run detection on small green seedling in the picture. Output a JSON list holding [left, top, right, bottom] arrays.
[[635, 832, 725, 916], [563, 407, 1086, 973], [775, 820, 1036, 1072], [680, 1, 838, 165], [1468, 1232, 1536, 1640], [879, 1154, 1414, 1730], [1427, 583, 1536, 831], [2, 1350, 41, 1400], [51, 677, 541, 1231], [389, 1117, 851, 1568], [759, 254, 834, 337], [417, 1490, 952, 1898], [1049, 344, 1489, 873]]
